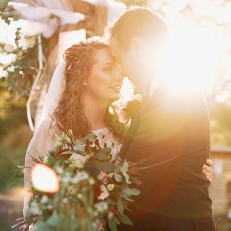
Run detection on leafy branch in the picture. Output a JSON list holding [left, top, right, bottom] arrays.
[[0, 0, 48, 98]]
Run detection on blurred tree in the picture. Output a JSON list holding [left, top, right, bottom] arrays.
[[0, 81, 29, 138]]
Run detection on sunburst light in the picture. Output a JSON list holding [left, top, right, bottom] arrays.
[[164, 24, 218, 92], [31, 164, 59, 193]]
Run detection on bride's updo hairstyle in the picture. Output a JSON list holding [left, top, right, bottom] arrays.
[[53, 37, 127, 141]]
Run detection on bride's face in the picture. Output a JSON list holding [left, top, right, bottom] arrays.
[[85, 48, 122, 104]]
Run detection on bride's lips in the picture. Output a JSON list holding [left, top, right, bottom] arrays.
[[110, 84, 121, 91]]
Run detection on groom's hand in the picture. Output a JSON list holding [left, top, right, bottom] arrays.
[[203, 159, 213, 182]]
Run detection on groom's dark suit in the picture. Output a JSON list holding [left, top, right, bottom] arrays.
[[118, 83, 215, 231]]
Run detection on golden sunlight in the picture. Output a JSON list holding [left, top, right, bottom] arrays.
[[31, 164, 59, 193], [165, 24, 218, 92], [120, 77, 134, 103]]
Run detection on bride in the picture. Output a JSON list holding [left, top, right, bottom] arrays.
[[23, 36, 213, 217], [23, 37, 126, 216]]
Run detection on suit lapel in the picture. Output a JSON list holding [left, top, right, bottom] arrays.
[[118, 84, 165, 160]]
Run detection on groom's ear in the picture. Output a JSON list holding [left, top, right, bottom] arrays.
[[130, 38, 144, 58]]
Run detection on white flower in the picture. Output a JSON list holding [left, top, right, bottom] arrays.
[[97, 185, 109, 200], [62, 198, 68, 203], [71, 171, 89, 184], [61, 176, 71, 183], [55, 166, 63, 174], [94, 201, 108, 212], [40, 195, 49, 203], [108, 211, 114, 220], [89, 178, 95, 185], [47, 205, 53, 210]]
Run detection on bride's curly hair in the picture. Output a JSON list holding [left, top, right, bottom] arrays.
[[53, 38, 127, 141]]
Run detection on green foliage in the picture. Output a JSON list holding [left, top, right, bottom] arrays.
[[209, 102, 231, 146], [0, 141, 25, 193], [0, 81, 29, 139], [0, 34, 48, 98], [0, 219, 20, 231], [0, 0, 20, 25], [0, 0, 48, 98], [15, 133, 142, 231]]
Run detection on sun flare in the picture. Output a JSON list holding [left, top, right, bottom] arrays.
[[164, 24, 218, 92], [31, 164, 59, 193]]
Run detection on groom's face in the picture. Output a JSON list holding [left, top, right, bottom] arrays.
[[109, 38, 142, 87]]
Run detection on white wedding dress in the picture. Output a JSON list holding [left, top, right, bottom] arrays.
[[23, 118, 122, 217]]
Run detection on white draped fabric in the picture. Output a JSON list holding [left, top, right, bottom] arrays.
[[11, 1, 84, 37], [11, 0, 126, 37]]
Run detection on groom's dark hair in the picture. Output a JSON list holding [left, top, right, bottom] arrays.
[[107, 6, 170, 51]]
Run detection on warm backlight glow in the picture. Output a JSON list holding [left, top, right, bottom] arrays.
[[31, 164, 59, 193], [120, 77, 134, 103], [165, 24, 218, 92]]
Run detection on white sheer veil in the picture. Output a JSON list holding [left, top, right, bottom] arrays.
[[37, 61, 66, 130]]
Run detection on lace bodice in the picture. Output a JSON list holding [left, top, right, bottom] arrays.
[[23, 118, 122, 216]]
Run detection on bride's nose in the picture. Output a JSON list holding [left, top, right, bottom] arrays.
[[113, 68, 123, 81], [115, 72, 122, 81]]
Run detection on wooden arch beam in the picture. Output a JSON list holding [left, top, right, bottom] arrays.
[[68, 0, 95, 15]]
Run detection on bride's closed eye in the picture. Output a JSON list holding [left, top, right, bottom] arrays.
[[103, 64, 120, 74], [104, 66, 113, 72]]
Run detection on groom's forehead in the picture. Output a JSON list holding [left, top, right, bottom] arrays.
[[109, 38, 123, 62]]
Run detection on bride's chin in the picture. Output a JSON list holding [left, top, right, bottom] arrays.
[[107, 95, 120, 105], [113, 94, 120, 102]]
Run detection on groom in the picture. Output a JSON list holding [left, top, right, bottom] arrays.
[[107, 7, 215, 231]]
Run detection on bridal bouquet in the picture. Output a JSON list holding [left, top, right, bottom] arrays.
[[14, 132, 142, 231]]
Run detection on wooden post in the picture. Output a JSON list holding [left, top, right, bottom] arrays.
[[95, 6, 107, 36], [47, 32, 59, 57]]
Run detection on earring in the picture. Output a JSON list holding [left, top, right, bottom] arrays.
[[83, 82, 86, 86]]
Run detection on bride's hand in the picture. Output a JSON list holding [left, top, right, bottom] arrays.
[[203, 159, 213, 182]]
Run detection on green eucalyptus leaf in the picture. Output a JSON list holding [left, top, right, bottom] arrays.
[[96, 161, 115, 173], [119, 192, 134, 202], [37, 153, 44, 162], [105, 197, 112, 205], [112, 216, 120, 225], [46, 212, 59, 227], [43, 155, 57, 166], [25, 207, 33, 218], [84, 133, 97, 141], [108, 219, 118, 231], [74, 140, 85, 152], [117, 199, 124, 214], [95, 153, 109, 161], [53, 160, 61, 170], [121, 161, 129, 173], [117, 213, 133, 225], [114, 173, 122, 182], [96, 147, 111, 156], [130, 177, 142, 185], [55, 140, 63, 152], [123, 188, 140, 196], [61, 150, 76, 155], [123, 172, 131, 184], [34, 222, 50, 231]]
